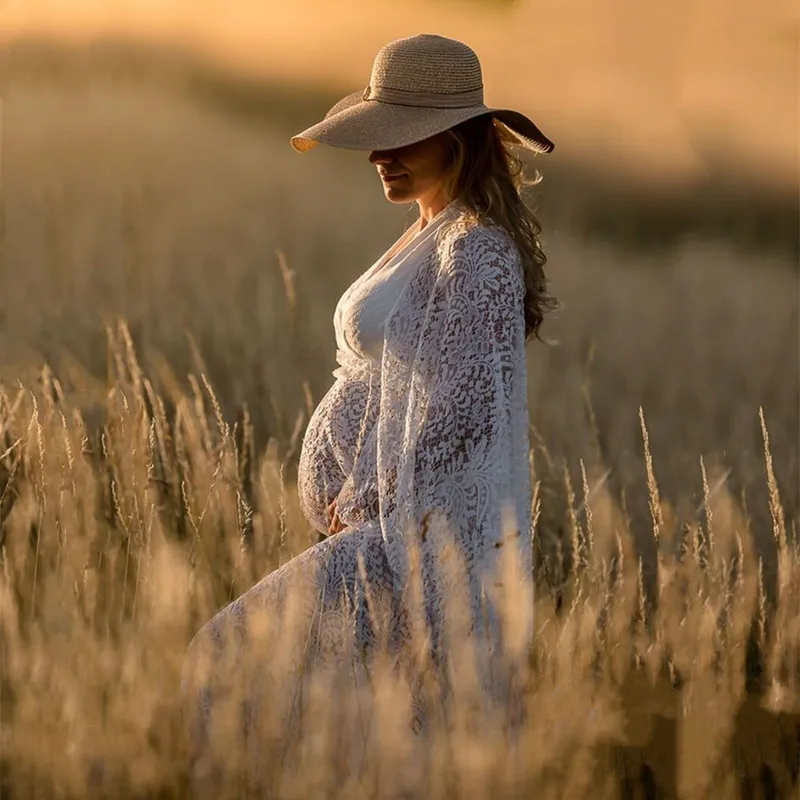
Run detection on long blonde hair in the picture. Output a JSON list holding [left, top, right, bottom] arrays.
[[441, 114, 558, 342]]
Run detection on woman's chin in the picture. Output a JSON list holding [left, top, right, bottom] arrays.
[[382, 184, 412, 203]]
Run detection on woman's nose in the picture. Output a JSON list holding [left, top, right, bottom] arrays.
[[368, 150, 393, 164]]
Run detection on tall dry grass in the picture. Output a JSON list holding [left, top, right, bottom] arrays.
[[0, 40, 798, 798], [1, 324, 798, 798]]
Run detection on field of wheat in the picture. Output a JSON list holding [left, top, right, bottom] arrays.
[[0, 34, 798, 799]]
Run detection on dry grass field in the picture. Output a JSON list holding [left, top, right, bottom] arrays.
[[0, 30, 798, 799]]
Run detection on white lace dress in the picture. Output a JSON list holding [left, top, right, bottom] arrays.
[[181, 200, 533, 777]]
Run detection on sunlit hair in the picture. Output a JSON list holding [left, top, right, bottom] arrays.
[[441, 115, 558, 343]]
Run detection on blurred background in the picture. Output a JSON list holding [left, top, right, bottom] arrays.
[[1, 0, 798, 546]]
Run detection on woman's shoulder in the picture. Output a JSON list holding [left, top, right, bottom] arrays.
[[437, 212, 518, 255], [434, 214, 522, 278]]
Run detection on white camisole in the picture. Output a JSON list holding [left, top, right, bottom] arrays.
[[334, 202, 458, 366], [298, 200, 460, 533]]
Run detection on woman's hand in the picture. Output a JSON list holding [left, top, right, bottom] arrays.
[[326, 498, 347, 535]]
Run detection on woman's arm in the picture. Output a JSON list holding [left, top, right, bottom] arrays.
[[378, 223, 533, 649], [412, 225, 528, 556]]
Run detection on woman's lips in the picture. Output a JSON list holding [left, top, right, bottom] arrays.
[[380, 173, 405, 182]]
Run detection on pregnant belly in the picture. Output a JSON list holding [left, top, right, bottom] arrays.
[[297, 376, 376, 534]]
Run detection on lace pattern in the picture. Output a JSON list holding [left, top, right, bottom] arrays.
[[182, 209, 534, 779], [378, 219, 533, 651]]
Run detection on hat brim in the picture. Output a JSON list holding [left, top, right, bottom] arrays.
[[290, 90, 554, 155]]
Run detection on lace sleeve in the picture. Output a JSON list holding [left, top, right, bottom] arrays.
[[377, 223, 533, 651]]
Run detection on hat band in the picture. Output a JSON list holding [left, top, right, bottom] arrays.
[[362, 84, 484, 109]]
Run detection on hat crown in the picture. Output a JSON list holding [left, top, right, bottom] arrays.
[[369, 34, 483, 96]]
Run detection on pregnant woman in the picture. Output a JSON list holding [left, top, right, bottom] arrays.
[[182, 32, 556, 784]]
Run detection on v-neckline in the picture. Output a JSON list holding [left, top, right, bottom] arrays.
[[372, 217, 423, 276], [369, 201, 457, 281]]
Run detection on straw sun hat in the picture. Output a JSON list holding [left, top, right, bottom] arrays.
[[290, 33, 554, 155]]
